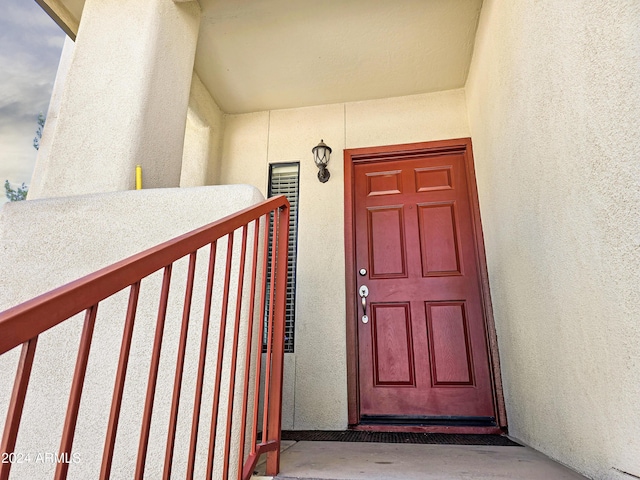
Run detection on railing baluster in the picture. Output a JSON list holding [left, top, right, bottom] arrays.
[[0, 196, 290, 480], [135, 265, 172, 479], [265, 205, 290, 476], [101, 282, 141, 480], [164, 252, 198, 479], [187, 241, 217, 480], [206, 232, 235, 479], [223, 225, 249, 479], [0, 337, 38, 480], [238, 219, 261, 480], [262, 213, 279, 445], [251, 215, 271, 452], [55, 304, 99, 480]]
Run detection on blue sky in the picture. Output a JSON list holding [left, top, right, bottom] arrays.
[[0, 0, 66, 197]]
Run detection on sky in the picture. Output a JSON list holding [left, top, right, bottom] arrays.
[[0, 0, 66, 200]]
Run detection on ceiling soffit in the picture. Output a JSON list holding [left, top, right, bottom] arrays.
[[196, 0, 483, 114], [38, 0, 483, 115]]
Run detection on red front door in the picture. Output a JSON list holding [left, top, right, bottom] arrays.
[[350, 143, 496, 426]]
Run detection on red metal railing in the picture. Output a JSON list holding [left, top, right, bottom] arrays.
[[0, 195, 290, 480]]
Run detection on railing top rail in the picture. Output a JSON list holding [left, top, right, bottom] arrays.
[[0, 195, 289, 355]]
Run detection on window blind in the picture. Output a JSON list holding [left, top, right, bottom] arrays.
[[265, 163, 299, 353]]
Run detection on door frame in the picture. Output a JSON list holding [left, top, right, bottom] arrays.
[[343, 138, 507, 430]]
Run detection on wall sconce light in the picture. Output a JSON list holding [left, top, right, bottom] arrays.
[[312, 139, 332, 183]]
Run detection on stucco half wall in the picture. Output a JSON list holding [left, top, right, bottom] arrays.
[[218, 89, 471, 430], [466, 1, 640, 479], [0, 185, 265, 479]]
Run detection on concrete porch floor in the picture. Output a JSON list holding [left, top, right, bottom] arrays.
[[254, 440, 587, 480]]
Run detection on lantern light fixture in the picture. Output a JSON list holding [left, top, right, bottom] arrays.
[[312, 139, 332, 183]]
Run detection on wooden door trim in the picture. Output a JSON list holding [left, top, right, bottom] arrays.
[[343, 138, 507, 428]]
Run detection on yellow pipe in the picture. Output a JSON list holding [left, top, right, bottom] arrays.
[[135, 165, 142, 190]]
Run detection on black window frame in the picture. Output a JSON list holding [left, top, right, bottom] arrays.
[[264, 162, 300, 353]]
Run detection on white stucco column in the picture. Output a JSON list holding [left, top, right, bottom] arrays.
[[29, 0, 201, 199]]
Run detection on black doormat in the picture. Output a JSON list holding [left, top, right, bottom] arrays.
[[281, 430, 521, 446]]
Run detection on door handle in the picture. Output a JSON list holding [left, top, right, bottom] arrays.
[[359, 285, 369, 324]]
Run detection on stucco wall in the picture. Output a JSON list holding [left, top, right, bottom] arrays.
[[466, 1, 640, 479], [29, 0, 200, 199], [0, 186, 265, 479], [28, 36, 75, 200], [180, 73, 224, 187], [219, 89, 471, 429]]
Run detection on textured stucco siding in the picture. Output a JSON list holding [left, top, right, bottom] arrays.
[[0, 186, 264, 479], [219, 89, 471, 430], [180, 73, 224, 187], [466, 1, 640, 478], [29, 0, 201, 199]]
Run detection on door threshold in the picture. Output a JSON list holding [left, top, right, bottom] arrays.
[[360, 415, 497, 427]]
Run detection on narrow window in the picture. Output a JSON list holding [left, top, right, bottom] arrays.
[[265, 163, 299, 353]]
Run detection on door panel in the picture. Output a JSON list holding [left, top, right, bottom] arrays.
[[368, 207, 407, 278], [371, 303, 415, 386], [367, 170, 403, 196], [414, 166, 453, 192], [418, 202, 461, 276], [427, 302, 474, 386], [353, 151, 495, 423]]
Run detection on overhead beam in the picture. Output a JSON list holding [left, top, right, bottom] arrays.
[[35, 0, 79, 40]]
